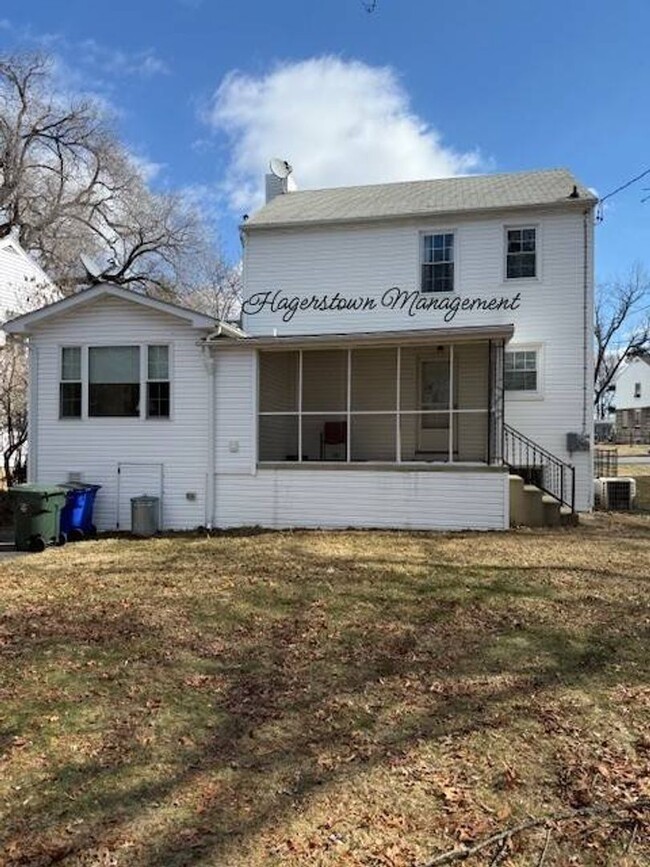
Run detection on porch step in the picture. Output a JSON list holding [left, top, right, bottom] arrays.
[[509, 475, 575, 528]]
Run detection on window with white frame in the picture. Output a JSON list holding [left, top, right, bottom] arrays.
[[147, 345, 170, 418], [59, 345, 170, 419], [504, 349, 538, 392], [506, 227, 537, 279], [634, 382, 642, 399], [59, 346, 82, 419], [89, 346, 140, 417], [421, 233, 454, 293]]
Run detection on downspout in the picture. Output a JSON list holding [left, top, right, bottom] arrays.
[[202, 345, 216, 530], [581, 207, 591, 436], [27, 340, 38, 483]]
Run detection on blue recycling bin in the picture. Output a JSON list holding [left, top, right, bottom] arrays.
[[59, 483, 101, 541]]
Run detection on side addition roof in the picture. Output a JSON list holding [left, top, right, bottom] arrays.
[[244, 168, 597, 230], [2, 282, 237, 335]]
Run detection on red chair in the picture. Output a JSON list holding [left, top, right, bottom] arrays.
[[320, 421, 347, 460]]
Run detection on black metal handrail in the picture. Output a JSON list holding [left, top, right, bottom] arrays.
[[503, 423, 576, 512]]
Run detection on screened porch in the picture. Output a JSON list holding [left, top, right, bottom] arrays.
[[256, 331, 509, 466]]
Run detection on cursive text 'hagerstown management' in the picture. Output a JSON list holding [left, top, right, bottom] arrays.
[[242, 287, 522, 323]]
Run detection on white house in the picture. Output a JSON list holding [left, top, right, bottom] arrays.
[[0, 233, 57, 323], [611, 355, 650, 442], [3, 168, 596, 531]]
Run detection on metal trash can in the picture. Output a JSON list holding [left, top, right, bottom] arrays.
[[8, 484, 67, 552], [131, 495, 159, 537]]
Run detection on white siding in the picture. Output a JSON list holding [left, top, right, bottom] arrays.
[[612, 358, 650, 410], [215, 468, 509, 531], [0, 241, 56, 320], [243, 206, 594, 510], [29, 295, 211, 530]]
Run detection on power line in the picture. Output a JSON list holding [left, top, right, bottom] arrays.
[[599, 166, 650, 203]]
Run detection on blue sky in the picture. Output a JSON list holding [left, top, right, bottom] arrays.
[[1, 0, 649, 277]]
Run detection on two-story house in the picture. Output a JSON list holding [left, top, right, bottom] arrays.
[[612, 354, 650, 442], [3, 168, 596, 531]]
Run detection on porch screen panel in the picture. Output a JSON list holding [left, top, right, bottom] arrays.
[[258, 416, 299, 462], [302, 350, 347, 412], [350, 348, 397, 410], [351, 414, 396, 461], [455, 343, 489, 410], [302, 414, 347, 461], [259, 351, 298, 412]]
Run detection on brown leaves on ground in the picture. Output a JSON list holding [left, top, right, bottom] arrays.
[[0, 512, 648, 865]]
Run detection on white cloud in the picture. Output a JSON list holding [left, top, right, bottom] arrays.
[[207, 56, 483, 212]]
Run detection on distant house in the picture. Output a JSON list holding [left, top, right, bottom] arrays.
[[612, 355, 650, 443], [0, 234, 57, 326]]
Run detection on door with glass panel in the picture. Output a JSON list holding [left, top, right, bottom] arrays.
[[417, 351, 453, 457]]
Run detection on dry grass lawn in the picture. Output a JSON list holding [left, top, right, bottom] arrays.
[[0, 516, 649, 866]]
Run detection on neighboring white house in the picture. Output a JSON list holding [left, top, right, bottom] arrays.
[[3, 168, 596, 531], [0, 233, 57, 324], [611, 355, 650, 442]]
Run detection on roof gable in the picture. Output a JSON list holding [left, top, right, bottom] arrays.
[[2, 283, 219, 335]]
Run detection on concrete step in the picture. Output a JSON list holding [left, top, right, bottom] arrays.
[[509, 474, 576, 528]]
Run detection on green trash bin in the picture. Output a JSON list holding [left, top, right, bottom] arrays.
[[8, 485, 67, 552]]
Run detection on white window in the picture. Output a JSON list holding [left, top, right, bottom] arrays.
[[147, 345, 170, 418], [505, 349, 538, 392], [59, 345, 170, 419], [421, 233, 454, 293], [60, 347, 82, 419], [506, 227, 537, 279], [89, 346, 140, 417], [634, 382, 641, 399]]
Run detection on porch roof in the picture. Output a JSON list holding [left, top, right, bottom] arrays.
[[205, 323, 515, 350]]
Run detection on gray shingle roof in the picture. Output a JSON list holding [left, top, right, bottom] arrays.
[[245, 168, 596, 229]]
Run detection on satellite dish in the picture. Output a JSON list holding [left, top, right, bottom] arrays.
[[79, 253, 104, 281], [269, 158, 293, 179]]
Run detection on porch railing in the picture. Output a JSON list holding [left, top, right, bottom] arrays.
[[503, 423, 576, 512]]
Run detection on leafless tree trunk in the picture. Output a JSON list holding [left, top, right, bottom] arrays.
[[0, 340, 28, 486]]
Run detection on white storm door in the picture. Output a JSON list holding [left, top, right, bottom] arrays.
[[417, 354, 451, 456]]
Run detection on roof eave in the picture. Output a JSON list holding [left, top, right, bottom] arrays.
[[2, 283, 218, 335], [242, 196, 598, 233]]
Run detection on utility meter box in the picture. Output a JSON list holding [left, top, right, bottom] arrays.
[[566, 432, 590, 452]]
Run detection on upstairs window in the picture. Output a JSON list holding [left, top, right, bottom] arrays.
[[421, 233, 454, 293], [60, 347, 82, 419], [506, 227, 537, 279], [634, 382, 642, 399], [147, 345, 170, 418], [504, 349, 538, 392], [89, 346, 140, 417]]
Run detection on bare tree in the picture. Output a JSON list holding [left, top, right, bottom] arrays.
[[0, 340, 27, 485], [594, 264, 650, 415], [180, 252, 243, 322], [0, 52, 203, 295]]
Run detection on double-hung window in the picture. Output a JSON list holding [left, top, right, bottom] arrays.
[[60, 347, 82, 419], [504, 349, 538, 392], [147, 345, 170, 418], [506, 227, 537, 279], [421, 233, 454, 293]]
